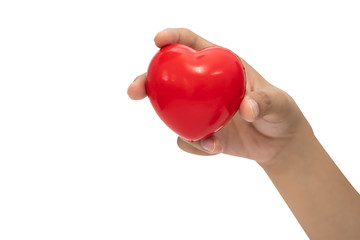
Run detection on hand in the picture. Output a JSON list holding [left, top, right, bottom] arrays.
[[128, 29, 360, 239], [127, 28, 313, 166]]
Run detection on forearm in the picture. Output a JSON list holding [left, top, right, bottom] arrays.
[[261, 133, 360, 239]]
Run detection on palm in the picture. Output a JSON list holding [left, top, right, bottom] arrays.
[[214, 111, 288, 163]]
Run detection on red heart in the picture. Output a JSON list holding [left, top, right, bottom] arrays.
[[146, 44, 246, 141]]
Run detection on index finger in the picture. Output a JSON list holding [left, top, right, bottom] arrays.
[[153, 28, 264, 90], [154, 28, 217, 50]]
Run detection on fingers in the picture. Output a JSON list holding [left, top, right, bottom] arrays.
[[154, 28, 216, 50], [239, 86, 291, 123], [177, 137, 213, 156], [177, 135, 223, 156], [127, 73, 147, 100]]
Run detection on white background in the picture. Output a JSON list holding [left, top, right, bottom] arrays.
[[0, 0, 359, 239]]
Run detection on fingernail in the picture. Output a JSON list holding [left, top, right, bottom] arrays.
[[248, 98, 259, 118], [200, 138, 215, 153]]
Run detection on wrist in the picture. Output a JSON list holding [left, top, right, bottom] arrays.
[[258, 129, 319, 175]]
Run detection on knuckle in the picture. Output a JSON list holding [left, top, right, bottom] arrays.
[[178, 27, 192, 33], [254, 91, 272, 113]]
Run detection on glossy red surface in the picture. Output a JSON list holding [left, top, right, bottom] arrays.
[[146, 44, 246, 141]]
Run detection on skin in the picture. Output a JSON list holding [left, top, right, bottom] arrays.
[[127, 28, 360, 239]]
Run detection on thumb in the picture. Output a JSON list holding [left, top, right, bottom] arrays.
[[239, 86, 290, 123]]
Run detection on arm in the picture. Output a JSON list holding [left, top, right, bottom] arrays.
[[262, 133, 360, 240]]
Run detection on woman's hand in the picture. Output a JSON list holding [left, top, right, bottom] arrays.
[[128, 28, 360, 239], [127, 28, 313, 166]]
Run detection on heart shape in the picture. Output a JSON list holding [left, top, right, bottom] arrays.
[[146, 44, 246, 141]]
